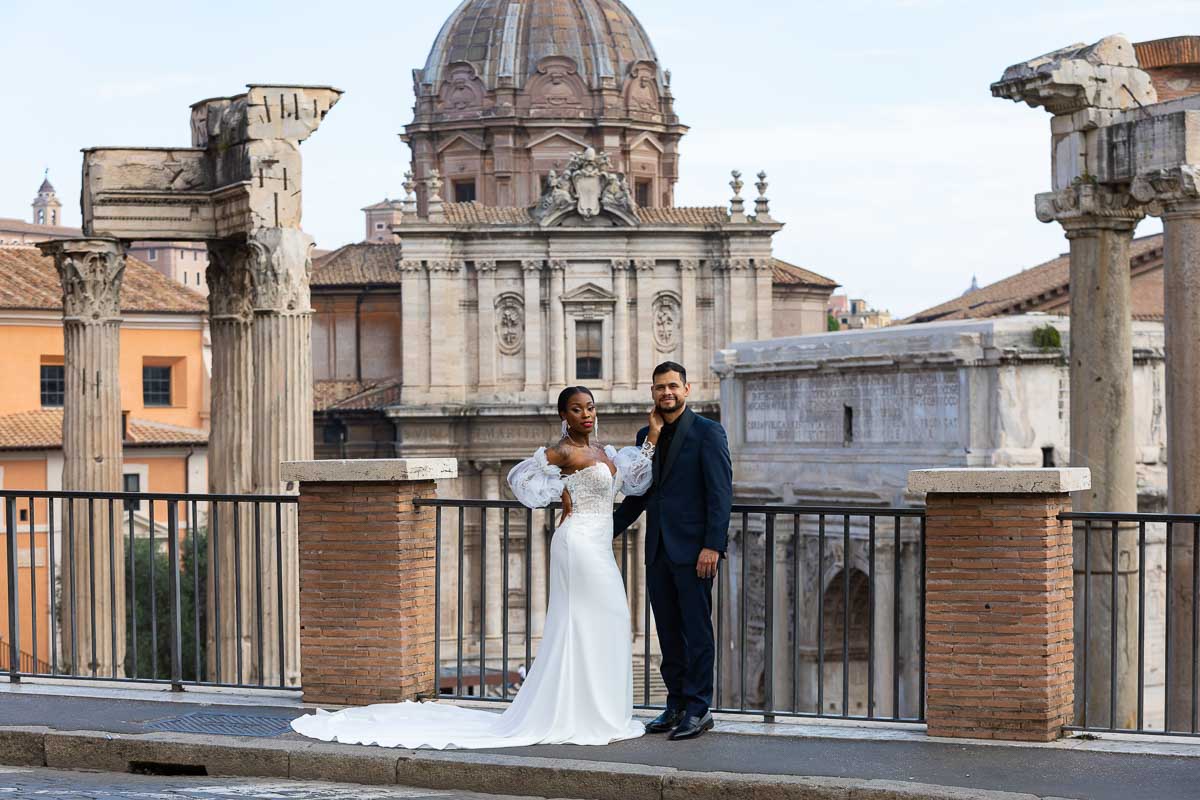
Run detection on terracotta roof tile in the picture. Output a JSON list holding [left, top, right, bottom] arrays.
[[902, 234, 1165, 325], [443, 203, 533, 224], [0, 245, 206, 314], [636, 207, 729, 225], [0, 409, 207, 451], [314, 379, 402, 411], [311, 243, 405, 287], [772, 258, 839, 288]]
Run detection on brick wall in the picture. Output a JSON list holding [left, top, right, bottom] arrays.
[[924, 493, 1074, 741], [1146, 65, 1200, 102], [297, 480, 438, 707]]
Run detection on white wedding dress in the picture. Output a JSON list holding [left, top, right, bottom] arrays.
[[291, 444, 653, 749]]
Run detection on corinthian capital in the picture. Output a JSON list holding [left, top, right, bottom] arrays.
[[206, 241, 255, 322], [1131, 166, 1200, 215], [247, 228, 315, 314], [522, 259, 543, 273], [1035, 182, 1145, 232], [37, 238, 126, 324]]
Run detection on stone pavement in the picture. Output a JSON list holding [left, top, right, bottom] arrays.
[[0, 764, 536, 799], [2, 682, 1200, 800]]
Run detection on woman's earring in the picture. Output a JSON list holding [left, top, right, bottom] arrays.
[[560, 420, 569, 438]]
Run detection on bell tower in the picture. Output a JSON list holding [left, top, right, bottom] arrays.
[[32, 171, 62, 226]]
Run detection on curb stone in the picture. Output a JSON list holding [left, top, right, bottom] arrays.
[[0, 727, 1087, 800]]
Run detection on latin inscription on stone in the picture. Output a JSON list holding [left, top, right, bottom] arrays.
[[744, 371, 960, 445]]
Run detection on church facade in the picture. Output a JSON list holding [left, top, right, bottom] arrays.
[[308, 0, 840, 696]]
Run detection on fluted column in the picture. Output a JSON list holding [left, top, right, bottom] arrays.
[[548, 260, 566, 391], [1038, 184, 1143, 731], [634, 259, 656, 390], [522, 260, 544, 393], [1133, 166, 1200, 728], [204, 240, 256, 685], [249, 227, 315, 688], [476, 260, 498, 393], [611, 259, 632, 389], [38, 238, 126, 678]]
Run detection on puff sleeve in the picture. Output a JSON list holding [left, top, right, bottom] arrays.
[[507, 447, 566, 509], [606, 444, 653, 497]]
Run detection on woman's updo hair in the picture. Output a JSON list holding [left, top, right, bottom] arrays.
[[557, 386, 595, 417]]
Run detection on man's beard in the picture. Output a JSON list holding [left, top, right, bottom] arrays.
[[656, 398, 683, 414]]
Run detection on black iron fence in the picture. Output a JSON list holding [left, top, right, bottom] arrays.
[[416, 498, 927, 724], [0, 490, 298, 690], [1060, 510, 1200, 737]]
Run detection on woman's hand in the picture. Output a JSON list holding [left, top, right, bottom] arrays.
[[557, 488, 573, 525]]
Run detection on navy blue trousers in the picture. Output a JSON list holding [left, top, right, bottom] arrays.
[[646, 549, 715, 717]]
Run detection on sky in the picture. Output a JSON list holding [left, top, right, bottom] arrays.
[[2, 0, 1196, 318]]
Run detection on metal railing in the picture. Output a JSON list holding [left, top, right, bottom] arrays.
[[417, 498, 926, 724], [1061, 510, 1200, 737], [0, 490, 298, 690]]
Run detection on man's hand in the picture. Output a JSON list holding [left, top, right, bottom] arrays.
[[647, 408, 665, 445], [696, 548, 720, 579]]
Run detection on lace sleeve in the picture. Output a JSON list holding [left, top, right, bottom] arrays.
[[606, 445, 653, 497], [507, 447, 565, 508]]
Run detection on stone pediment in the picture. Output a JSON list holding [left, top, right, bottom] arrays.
[[561, 282, 617, 305], [531, 147, 638, 228]]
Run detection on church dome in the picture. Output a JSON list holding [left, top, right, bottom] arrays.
[[420, 0, 660, 90]]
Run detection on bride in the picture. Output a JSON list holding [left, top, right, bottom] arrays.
[[291, 386, 655, 749]]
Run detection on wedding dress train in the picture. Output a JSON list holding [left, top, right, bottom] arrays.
[[291, 444, 652, 749]]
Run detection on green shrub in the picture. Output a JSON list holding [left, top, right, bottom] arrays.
[[1032, 324, 1062, 350]]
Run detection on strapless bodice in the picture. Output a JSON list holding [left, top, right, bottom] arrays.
[[563, 462, 617, 515]]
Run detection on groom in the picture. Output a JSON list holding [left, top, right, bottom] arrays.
[[614, 361, 732, 740]]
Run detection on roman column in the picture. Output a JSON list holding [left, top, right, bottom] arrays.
[[479, 462, 504, 649], [1133, 166, 1200, 729], [548, 260, 566, 391], [248, 226, 316, 688], [522, 260, 544, 393], [611, 259, 632, 390], [204, 240, 256, 684], [1038, 183, 1143, 730], [38, 238, 127, 678]]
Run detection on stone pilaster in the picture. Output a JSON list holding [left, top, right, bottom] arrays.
[[725, 258, 757, 344], [611, 259, 632, 390], [478, 462, 504, 643], [754, 258, 775, 341], [428, 260, 466, 399], [37, 238, 127, 678], [548, 260, 566, 391], [248, 227, 315, 688], [522, 260, 544, 393], [1038, 182, 1144, 730], [1132, 165, 1200, 728], [400, 259, 430, 396], [204, 240, 257, 684], [475, 260, 498, 392], [679, 260, 699, 384], [634, 259, 656, 390]]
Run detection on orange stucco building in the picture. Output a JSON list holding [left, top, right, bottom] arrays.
[[0, 245, 209, 670]]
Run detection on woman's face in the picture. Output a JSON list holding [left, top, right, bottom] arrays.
[[561, 391, 596, 437]]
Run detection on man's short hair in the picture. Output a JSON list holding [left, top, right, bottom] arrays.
[[653, 361, 687, 384]]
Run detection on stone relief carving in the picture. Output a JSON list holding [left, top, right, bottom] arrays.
[[625, 61, 660, 114], [532, 148, 636, 226], [206, 241, 255, 322], [39, 240, 127, 324], [438, 63, 486, 115], [529, 56, 584, 109], [653, 293, 681, 352], [495, 294, 525, 355], [248, 228, 315, 313]]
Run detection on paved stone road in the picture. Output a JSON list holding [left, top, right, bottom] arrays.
[[0, 766, 540, 800]]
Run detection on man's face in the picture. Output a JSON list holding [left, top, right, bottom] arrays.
[[652, 371, 690, 414]]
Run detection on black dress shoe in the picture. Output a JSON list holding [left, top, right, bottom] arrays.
[[645, 708, 686, 734], [668, 712, 714, 740]]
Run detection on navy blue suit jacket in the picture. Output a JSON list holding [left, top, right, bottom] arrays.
[[613, 408, 733, 565]]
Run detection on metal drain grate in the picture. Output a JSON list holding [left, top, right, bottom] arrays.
[[145, 711, 296, 738]]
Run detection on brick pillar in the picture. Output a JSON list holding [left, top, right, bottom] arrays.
[[282, 458, 457, 707], [909, 468, 1090, 742]]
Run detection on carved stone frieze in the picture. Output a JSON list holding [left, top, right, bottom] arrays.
[[427, 259, 465, 274], [495, 293, 525, 355], [248, 228, 315, 314], [633, 258, 656, 271], [679, 258, 700, 272], [528, 56, 586, 110], [1131, 165, 1200, 215], [206, 240, 255, 322], [624, 61, 661, 115], [37, 239, 126, 324], [610, 258, 632, 271], [475, 259, 498, 273], [399, 259, 425, 274], [548, 258, 568, 272], [521, 258, 543, 272]]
